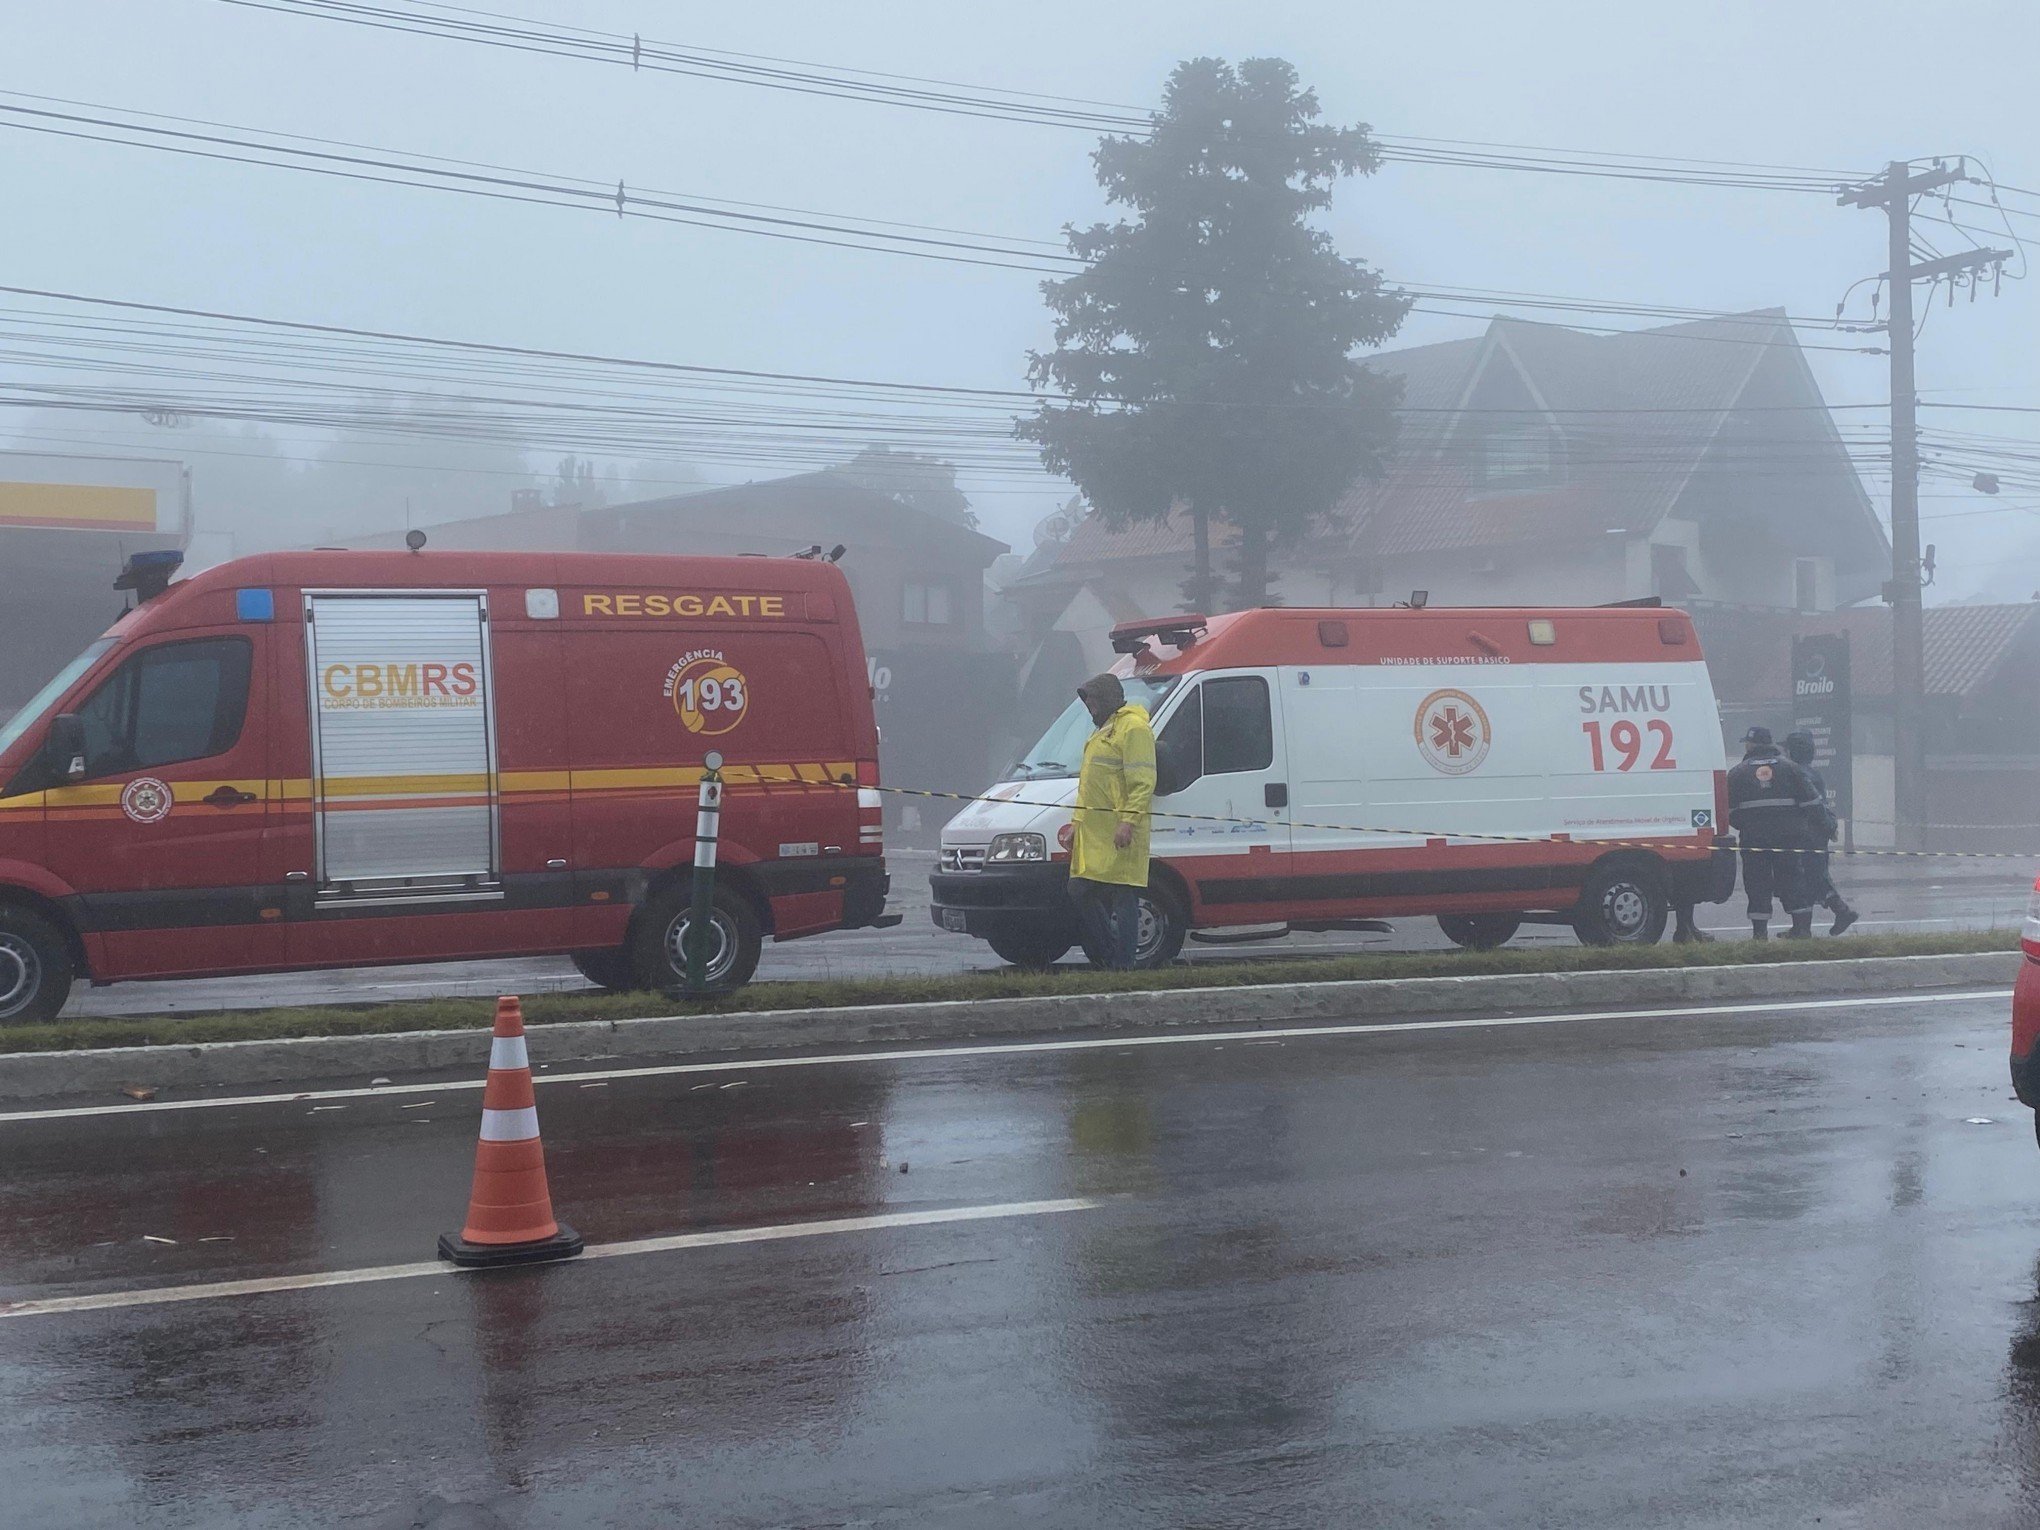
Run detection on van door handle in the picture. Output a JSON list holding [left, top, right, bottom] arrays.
[[1264, 782, 1289, 810], [203, 785, 259, 808]]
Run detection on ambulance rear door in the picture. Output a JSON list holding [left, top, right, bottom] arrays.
[[303, 590, 500, 903]]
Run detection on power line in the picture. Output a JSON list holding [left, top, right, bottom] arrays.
[[0, 92, 1898, 362], [217, 0, 1867, 190]]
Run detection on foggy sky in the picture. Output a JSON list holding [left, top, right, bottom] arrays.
[[5, 0, 2037, 598]]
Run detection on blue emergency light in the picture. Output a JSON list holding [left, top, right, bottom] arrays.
[[236, 588, 276, 622], [112, 548, 185, 602]]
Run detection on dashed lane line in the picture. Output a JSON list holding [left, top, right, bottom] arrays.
[[0, 1198, 1100, 1319], [0, 987, 2010, 1126]]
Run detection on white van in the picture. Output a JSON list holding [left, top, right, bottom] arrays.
[[932, 604, 1733, 967]]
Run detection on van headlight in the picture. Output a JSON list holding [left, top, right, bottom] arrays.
[[986, 832, 1048, 863]]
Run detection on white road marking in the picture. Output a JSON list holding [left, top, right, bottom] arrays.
[[0, 1198, 1098, 1320], [0, 987, 2010, 1126]]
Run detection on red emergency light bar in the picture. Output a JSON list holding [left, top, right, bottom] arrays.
[[1110, 614, 1208, 655]]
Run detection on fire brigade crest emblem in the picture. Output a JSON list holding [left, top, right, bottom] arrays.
[[120, 776, 174, 825], [1414, 689, 1492, 776]]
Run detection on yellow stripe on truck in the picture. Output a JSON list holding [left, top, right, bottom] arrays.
[[0, 762, 859, 813]]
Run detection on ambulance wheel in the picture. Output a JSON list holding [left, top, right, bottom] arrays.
[[986, 928, 1073, 969], [1438, 914, 1521, 951], [571, 948, 639, 993], [1079, 885, 1187, 971], [0, 906, 73, 1025], [1571, 859, 1669, 947], [634, 885, 763, 993]]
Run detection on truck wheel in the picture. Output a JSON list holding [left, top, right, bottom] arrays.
[[632, 884, 764, 993], [1080, 884, 1187, 971], [1572, 860, 1669, 947], [1438, 914, 1521, 951], [571, 948, 639, 993], [0, 907, 74, 1025], [986, 928, 1072, 969]]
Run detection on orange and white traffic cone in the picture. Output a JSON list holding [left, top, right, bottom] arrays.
[[438, 995, 584, 1268]]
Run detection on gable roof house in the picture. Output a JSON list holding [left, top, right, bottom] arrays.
[[1012, 310, 1889, 669]]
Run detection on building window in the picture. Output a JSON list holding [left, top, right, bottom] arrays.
[[903, 582, 953, 625], [1480, 423, 1560, 487]]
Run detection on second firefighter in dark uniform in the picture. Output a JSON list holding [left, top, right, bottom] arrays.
[[1726, 725, 1825, 940], [1783, 729, 1860, 936]]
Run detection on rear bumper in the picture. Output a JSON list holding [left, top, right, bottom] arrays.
[[929, 863, 1078, 938], [754, 855, 891, 930], [1671, 843, 1739, 907]]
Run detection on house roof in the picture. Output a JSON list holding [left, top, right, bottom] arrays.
[[1698, 601, 2040, 703], [1349, 313, 1779, 559], [1038, 309, 1877, 575], [601, 470, 1010, 561]]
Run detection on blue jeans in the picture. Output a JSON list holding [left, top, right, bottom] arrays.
[[1070, 878, 1141, 970]]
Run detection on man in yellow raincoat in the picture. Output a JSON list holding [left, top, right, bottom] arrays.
[[1069, 672, 1156, 969]]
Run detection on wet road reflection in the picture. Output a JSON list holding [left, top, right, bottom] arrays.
[[5, 992, 2040, 1525]]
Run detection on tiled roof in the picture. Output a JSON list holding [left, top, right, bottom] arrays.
[[1698, 602, 2040, 703]]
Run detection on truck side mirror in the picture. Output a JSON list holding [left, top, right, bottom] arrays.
[[44, 713, 86, 781]]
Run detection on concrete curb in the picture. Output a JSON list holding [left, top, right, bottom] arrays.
[[0, 950, 2018, 1104]]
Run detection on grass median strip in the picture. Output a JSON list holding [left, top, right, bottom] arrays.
[[0, 930, 2016, 1056]]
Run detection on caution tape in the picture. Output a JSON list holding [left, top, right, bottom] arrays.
[[835, 779, 2040, 863]]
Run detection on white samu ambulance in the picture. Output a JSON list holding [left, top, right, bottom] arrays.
[[932, 604, 1734, 967]]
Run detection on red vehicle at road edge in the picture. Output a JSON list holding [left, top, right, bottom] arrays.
[[0, 547, 890, 1022], [2010, 877, 2040, 1131]]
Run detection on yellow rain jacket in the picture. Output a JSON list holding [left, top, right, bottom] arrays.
[[1070, 703, 1156, 888]]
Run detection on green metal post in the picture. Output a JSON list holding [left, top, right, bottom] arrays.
[[685, 751, 724, 992]]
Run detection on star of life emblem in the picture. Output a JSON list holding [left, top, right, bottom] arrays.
[[1414, 689, 1492, 776]]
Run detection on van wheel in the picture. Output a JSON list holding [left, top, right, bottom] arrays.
[[1438, 914, 1521, 951], [571, 948, 639, 993], [986, 928, 1072, 969], [0, 907, 74, 1025], [1080, 884, 1187, 971], [1572, 860, 1669, 947], [633, 885, 763, 993]]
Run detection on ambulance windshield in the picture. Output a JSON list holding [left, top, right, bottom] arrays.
[[1005, 676, 1180, 781], [0, 638, 115, 761]]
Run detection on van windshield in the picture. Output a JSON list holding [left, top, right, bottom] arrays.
[[1004, 676, 1180, 781], [0, 639, 116, 761]]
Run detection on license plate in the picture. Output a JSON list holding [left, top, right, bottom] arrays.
[[941, 908, 968, 933]]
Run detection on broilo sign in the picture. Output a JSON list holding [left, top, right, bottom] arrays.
[[1790, 632, 1853, 820]]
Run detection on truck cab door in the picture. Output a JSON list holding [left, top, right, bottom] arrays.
[[1150, 671, 1290, 920], [38, 630, 275, 980]]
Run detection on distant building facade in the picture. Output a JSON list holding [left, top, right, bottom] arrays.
[[0, 452, 192, 713], [1702, 601, 2040, 852]]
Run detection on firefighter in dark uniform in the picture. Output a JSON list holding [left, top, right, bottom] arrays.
[[1726, 725, 1825, 940], [1783, 730, 1860, 936]]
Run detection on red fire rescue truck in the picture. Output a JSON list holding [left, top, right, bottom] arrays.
[[933, 604, 1736, 967], [0, 547, 891, 1022]]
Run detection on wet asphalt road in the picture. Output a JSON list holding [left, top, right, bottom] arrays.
[[7, 985, 2040, 1526], [63, 854, 2031, 1018]]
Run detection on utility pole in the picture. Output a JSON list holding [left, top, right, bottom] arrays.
[[1838, 159, 2010, 850]]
